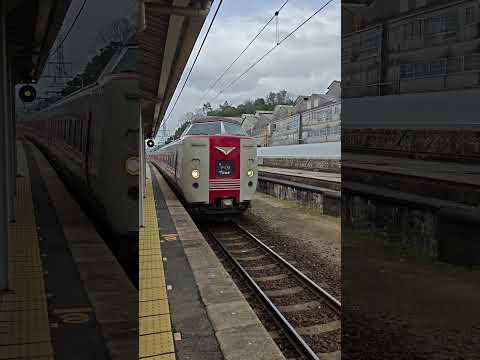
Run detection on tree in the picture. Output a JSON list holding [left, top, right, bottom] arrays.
[[203, 102, 212, 114], [202, 89, 296, 117], [97, 18, 136, 47], [254, 98, 266, 109], [276, 90, 287, 104], [266, 92, 276, 106]]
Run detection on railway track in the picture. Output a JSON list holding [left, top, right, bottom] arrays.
[[202, 222, 341, 360]]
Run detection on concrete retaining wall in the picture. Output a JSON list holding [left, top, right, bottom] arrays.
[[259, 157, 341, 173], [343, 128, 480, 162], [257, 177, 340, 217], [343, 186, 480, 265]]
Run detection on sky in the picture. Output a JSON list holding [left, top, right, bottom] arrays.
[[159, 0, 340, 139]]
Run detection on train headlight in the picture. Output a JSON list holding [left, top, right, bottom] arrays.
[[125, 157, 139, 175], [247, 169, 254, 177], [191, 169, 200, 179]]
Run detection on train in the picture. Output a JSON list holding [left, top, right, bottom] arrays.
[[149, 116, 258, 214], [19, 44, 139, 238]]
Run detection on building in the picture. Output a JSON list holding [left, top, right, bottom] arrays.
[[268, 81, 341, 146], [342, 0, 480, 98], [242, 110, 274, 146]]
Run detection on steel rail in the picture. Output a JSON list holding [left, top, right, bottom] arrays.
[[204, 226, 321, 360], [235, 223, 341, 314]]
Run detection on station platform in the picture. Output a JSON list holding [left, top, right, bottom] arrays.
[[342, 152, 480, 207], [258, 166, 340, 191], [142, 164, 285, 360], [257, 166, 341, 216], [1, 140, 137, 360]]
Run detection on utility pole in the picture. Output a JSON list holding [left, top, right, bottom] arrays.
[[298, 112, 303, 144]]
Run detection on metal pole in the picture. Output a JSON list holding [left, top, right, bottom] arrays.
[[0, 2, 9, 290], [139, 111, 145, 228], [6, 58, 14, 222]]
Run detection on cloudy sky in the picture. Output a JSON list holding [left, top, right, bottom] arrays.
[[160, 0, 340, 138]]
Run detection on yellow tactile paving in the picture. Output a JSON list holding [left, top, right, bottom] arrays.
[[139, 332, 175, 358], [139, 314, 172, 335], [0, 142, 53, 359], [139, 174, 175, 359], [143, 354, 176, 360], [139, 300, 170, 317]]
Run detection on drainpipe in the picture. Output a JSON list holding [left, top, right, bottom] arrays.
[[298, 112, 303, 144]]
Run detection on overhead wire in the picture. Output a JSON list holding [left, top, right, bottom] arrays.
[[199, 0, 289, 104], [48, 0, 89, 59], [207, 0, 335, 104], [161, 0, 224, 128]]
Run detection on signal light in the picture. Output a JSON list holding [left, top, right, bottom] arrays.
[[19, 85, 36, 103], [146, 139, 155, 147]]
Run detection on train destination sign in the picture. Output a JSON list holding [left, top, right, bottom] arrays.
[[216, 160, 235, 177]]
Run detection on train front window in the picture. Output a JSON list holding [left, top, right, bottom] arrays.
[[223, 122, 247, 136], [185, 122, 222, 135]]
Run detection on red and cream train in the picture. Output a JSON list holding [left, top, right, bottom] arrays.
[[149, 116, 258, 214]]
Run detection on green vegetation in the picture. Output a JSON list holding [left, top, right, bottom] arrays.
[[205, 90, 294, 117]]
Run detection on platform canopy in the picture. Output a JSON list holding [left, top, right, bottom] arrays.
[[138, 0, 212, 139], [6, 0, 72, 83]]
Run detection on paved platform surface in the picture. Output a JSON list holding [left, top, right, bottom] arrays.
[[148, 163, 286, 360], [0, 141, 137, 360], [343, 153, 480, 186], [259, 167, 341, 183], [343, 152, 480, 207], [258, 166, 341, 193]]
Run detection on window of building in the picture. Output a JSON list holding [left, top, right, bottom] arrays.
[[413, 20, 423, 39], [430, 59, 446, 75], [426, 14, 458, 35], [416, 0, 426, 8], [404, 22, 414, 40], [466, 6, 475, 25], [415, 63, 428, 77], [400, 0, 409, 13], [464, 54, 480, 71], [400, 63, 414, 79]]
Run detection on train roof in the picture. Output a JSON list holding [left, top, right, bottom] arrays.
[[191, 116, 242, 124]]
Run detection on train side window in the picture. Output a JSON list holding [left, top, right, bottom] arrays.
[[67, 120, 70, 143], [74, 120, 78, 149], [78, 120, 83, 153], [69, 120, 73, 146], [89, 116, 95, 157], [76, 120, 80, 152], [79, 119, 84, 153]]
